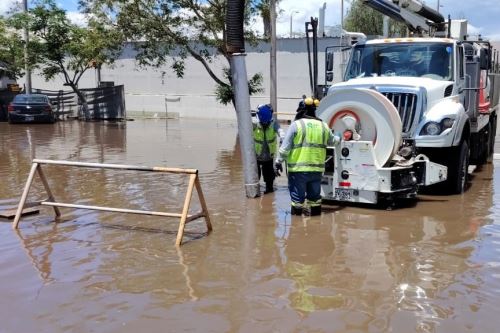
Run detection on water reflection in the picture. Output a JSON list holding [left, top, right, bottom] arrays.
[[267, 162, 495, 331], [14, 226, 57, 284], [1, 120, 499, 332]]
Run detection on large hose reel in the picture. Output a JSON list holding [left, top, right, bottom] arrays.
[[317, 88, 402, 167]]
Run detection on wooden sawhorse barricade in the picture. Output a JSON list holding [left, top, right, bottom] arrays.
[[13, 159, 212, 246]]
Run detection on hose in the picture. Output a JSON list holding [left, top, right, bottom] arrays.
[[226, 0, 245, 54]]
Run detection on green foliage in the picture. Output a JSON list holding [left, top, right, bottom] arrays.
[[255, 0, 281, 39], [13, 0, 124, 84], [7, 0, 124, 119], [256, 0, 271, 38], [344, 0, 407, 37], [215, 67, 263, 105], [82, 0, 265, 107], [0, 17, 27, 79]]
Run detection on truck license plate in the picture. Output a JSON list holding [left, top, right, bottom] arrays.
[[25, 116, 34, 121], [335, 188, 353, 201]]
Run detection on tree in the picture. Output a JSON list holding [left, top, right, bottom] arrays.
[[81, 0, 264, 107], [344, 0, 407, 37], [0, 16, 28, 80], [256, 0, 271, 38], [9, 0, 124, 120]]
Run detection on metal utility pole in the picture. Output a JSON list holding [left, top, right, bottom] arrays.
[[383, 16, 390, 37], [270, 0, 277, 119], [23, 0, 32, 94], [305, 18, 319, 98], [226, 0, 260, 198], [318, 3, 326, 37], [96, 65, 102, 87], [289, 10, 299, 38], [341, 0, 344, 32], [437, 0, 440, 12]]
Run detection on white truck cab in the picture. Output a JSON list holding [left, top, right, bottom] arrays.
[[322, 33, 496, 195]]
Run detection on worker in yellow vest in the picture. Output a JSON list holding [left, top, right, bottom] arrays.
[[295, 97, 320, 121], [275, 98, 339, 216], [253, 104, 285, 194]]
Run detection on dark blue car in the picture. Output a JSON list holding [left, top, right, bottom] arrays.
[[8, 94, 56, 124]]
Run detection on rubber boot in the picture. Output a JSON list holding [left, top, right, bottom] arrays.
[[264, 183, 274, 194], [290, 205, 303, 215], [304, 205, 321, 216]]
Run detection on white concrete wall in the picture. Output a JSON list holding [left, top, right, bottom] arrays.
[[20, 38, 343, 121]]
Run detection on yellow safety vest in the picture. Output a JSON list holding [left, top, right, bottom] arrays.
[[287, 118, 330, 172], [253, 122, 277, 157]]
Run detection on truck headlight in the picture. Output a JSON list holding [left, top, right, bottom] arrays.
[[420, 118, 455, 136], [442, 117, 455, 129], [422, 122, 441, 135]]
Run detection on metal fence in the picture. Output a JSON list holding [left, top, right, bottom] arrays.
[[33, 85, 126, 120], [79, 85, 126, 120], [33, 88, 79, 119]]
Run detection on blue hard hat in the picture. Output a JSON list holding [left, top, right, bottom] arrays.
[[257, 104, 273, 124]]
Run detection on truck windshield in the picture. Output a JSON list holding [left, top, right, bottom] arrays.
[[345, 42, 454, 81]]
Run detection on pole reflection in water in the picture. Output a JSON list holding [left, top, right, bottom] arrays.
[[176, 247, 198, 301], [14, 226, 57, 284]]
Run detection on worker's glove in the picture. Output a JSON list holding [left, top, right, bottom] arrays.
[[274, 161, 283, 177], [332, 132, 342, 145]]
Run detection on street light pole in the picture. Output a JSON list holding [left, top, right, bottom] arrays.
[[289, 10, 299, 38], [341, 0, 344, 32], [270, 0, 277, 118], [437, 0, 440, 12], [340, 0, 345, 46], [23, 0, 32, 94]]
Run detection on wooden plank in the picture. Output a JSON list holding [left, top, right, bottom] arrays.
[[41, 201, 183, 218], [185, 211, 205, 223], [195, 176, 212, 232], [176, 174, 197, 246], [37, 165, 61, 218], [33, 159, 198, 174], [13, 163, 39, 229], [0, 207, 39, 220]]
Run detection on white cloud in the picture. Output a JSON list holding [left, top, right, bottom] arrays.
[[66, 11, 88, 26], [0, 0, 21, 15], [467, 23, 482, 37], [282, 0, 346, 37], [250, 0, 343, 37], [268, 0, 500, 41]]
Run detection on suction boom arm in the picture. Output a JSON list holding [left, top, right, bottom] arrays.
[[362, 0, 445, 34]]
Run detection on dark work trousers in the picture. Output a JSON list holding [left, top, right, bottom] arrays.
[[257, 160, 275, 189], [287, 172, 323, 207]]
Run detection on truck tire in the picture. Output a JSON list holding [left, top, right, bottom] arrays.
[[444, 141, 469, 194]]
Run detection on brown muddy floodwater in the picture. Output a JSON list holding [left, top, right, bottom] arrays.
[[1, 119, 500, 333]]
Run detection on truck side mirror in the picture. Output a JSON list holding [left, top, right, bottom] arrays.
[[479, 48, 491, 70], [326, 51, 334, 72], [326, 72, 334, 82]]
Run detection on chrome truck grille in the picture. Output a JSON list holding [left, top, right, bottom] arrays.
[[380, 92, 418, 134]]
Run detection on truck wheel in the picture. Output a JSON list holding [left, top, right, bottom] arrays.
[[445, 141, 469, 194]]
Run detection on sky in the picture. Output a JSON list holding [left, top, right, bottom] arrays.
[[1, 0, 499, 40]]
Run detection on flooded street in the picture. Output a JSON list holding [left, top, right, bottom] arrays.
[[1, 119, 500, 333]]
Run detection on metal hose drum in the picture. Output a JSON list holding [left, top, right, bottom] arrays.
[[317, 88, 402, 167]]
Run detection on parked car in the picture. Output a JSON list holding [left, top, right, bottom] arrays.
[[8, 94, 56, 124]]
